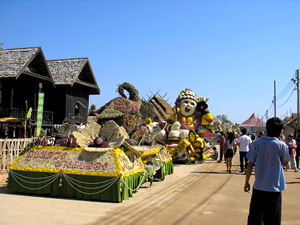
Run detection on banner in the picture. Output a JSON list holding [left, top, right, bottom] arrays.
[[36, 93, 44, 136]]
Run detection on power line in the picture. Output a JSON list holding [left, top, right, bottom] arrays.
[[277, 87, 296, 107], [266, 73, 297, 119], [268, 102, 273, 111], [269, 106, 274, 118], [276, 79, 295, 100]]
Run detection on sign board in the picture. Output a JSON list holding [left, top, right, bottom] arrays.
[[36, 93, 44, 136]]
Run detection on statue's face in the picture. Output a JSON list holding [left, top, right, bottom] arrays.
[[180, 99, 196, 117]]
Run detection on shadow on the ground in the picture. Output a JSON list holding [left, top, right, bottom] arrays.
[[191, 171, 251, 176], [286, 181, 300, 184], [0, 186, 122, 204], [0, 185, 14, 194]]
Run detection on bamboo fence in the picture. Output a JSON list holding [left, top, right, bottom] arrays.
[[0, 138, 36, 172]]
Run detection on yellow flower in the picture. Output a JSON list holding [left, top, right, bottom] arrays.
[[144, 118, 152, 125]]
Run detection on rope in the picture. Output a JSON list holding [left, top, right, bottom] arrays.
[[121, 170, 147, 192], [63, 174, 119, 190], [146, 171, 154, 180], [9, 170, 148, 195], [9, 170, 60, 191], [62, 174, 119, 195], [9, 170, 59, 182], [65, 174, 118, 185]]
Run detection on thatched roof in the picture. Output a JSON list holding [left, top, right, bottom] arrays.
[[0, 47, 100, 95], [150, 95, 173, 121], [282, 113, 297, 126], [0, 47, 54, 84], [47, 58, 100, 94]]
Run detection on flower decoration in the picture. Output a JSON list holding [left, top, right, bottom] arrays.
[[72, 121, 129, 152], [144, 118, 152, 126]]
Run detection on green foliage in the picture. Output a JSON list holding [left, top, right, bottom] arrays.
[[213, 114, 232, 124], [139, 99, 155, 122], [0, 43, 3, 50], [88, 104, 96, 114], [131, 110, 142, 119], [207, 124, 215, 133], [19, 139, 37, 156], [39, 129, 48, 138], [293, 121, 297, 129], [213, 114, 233, 131]]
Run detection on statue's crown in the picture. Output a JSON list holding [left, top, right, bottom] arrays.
[[178, 88, 198, 102]]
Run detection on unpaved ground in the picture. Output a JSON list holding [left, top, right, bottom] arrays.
[[0, 153, 299, 225]]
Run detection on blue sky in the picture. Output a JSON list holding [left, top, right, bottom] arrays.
[[2, 0, 300, 124]]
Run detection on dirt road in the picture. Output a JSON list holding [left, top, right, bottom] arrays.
[[0, 153, 299, 225]]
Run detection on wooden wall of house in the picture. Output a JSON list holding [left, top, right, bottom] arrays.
[[1, 79, 13, 108], [43, 85, 66, 124], [65, 83, 89, 124], [43, 83, 89, 124], [9, 76, 40, 109]]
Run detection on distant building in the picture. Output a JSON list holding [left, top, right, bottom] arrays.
[[238, 113, 266, 134]]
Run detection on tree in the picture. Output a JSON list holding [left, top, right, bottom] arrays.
[[0, 43, 3, 50], [139, 99, 155, 122], [213, 114, 232, 124], [213, 114, 233, 131], [88, 104, 96, 114]]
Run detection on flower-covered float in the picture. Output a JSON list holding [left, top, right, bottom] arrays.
[[7, 82, 173, 203], [164, 88, 215, 163], [7, 121, 173, 202]]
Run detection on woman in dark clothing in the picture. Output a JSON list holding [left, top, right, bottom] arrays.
[[225, 132, 237, 173]]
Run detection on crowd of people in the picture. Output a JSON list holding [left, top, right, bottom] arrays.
[[212, 117, 299, 224], [214, 127, 300, 174]]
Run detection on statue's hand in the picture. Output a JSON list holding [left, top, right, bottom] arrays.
[[199, 96, 209, 103], [197, 96, 209, 114]]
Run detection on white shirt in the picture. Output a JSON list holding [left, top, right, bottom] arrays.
[[225, 139, 237, 149], [238, 135, 252, 152]]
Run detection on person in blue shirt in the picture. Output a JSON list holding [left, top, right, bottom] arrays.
[[244, 117, 290, 225]]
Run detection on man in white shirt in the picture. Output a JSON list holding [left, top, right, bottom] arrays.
[[238, 128, 252, 174]]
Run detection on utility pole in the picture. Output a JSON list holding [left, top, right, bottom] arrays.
[[296, 69, 300, 129], [274, 80, 276, 117], [265, 110, 268, 121]]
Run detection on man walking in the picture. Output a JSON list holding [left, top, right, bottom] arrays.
[[244, 117, 290, 225], [238, 128, 252, 173]]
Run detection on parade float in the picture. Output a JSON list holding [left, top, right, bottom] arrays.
[[7, 83, 173, 202], [7, 84, 215, 202]]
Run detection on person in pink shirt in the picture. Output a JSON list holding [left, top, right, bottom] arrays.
[[285, 133, 298, 172]]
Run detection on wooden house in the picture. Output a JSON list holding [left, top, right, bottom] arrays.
[[46, 58, 100, 124], [0, 47, 100, 138]]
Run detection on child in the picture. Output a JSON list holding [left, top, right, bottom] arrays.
[[211, 146, 218, 160]]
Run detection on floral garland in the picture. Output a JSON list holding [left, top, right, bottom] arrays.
[[10, 146, 145, 178], [139, 146, 161, 160]]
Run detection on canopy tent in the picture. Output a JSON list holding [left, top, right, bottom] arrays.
[[239, 113, 266, 128]]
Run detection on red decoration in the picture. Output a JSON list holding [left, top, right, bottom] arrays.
[[58, 175, 63, 188], [120, 179, 123, 193], [200, 130, 215, 137]]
